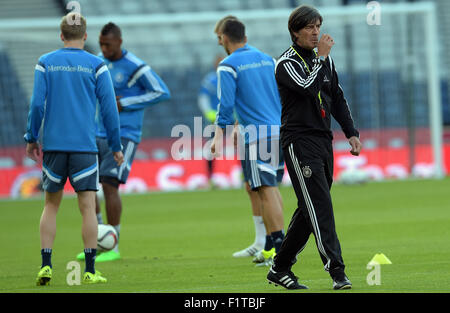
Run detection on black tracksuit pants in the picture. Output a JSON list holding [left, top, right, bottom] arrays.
[[274, 136, 345, 277]]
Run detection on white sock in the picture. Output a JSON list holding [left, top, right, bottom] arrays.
[[253, 216, 266, 249]]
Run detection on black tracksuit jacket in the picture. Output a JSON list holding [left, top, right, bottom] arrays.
[[272, 43, 359, 275], [275, 43, 359, 149]]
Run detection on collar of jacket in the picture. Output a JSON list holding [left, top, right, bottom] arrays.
[[292, 42, 315, 58], [234, 43, 250, 54]]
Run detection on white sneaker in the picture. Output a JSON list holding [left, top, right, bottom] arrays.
[[232, 244, 262, 258]]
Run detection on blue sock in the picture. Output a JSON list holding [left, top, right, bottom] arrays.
[[84, 248, 96, 274], [271, 230, 285, 253], [264, 235, 274, 251], [41, 248, 52, 268]]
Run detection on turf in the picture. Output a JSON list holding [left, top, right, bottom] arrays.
[[1, 178, 450, 293]]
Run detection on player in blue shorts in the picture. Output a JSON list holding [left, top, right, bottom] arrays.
[[214, 16, 280, 261], [210, 18, 285, 266], [77, 22, 171, 262], [25, 13, 123, 285]]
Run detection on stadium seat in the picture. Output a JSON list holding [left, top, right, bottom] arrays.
[[0, 49, 29, 147], [0, 0, 447, 143]]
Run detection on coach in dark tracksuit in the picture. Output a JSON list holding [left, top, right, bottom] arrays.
[[266, 5, 362, 290]]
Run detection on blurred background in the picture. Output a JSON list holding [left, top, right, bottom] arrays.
[[0, 0, 449, 198]]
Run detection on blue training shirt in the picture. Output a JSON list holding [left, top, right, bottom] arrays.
[[24, 47, 121, 153], [96, 50, 171, 143], [216, 44, 281, 143]]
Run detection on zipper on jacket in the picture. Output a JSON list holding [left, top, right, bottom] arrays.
[[290, 45, 325, 119]]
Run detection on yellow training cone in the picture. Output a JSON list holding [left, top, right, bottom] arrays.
[[368, 253, 392, 265]]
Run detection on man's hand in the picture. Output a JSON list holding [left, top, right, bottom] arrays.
[[349, 136, 362, 156], [116, 96, 122, 113], [113, 151, 124, 166], [317, 34, 334, 58], [231, 122, 240, 148], [26, 142, 41, 162]]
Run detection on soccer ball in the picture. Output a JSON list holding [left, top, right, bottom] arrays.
[[97, 224, 118, 252], [338, 169, 370, 185]]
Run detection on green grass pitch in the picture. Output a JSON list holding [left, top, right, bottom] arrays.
[[1, 178, 450, 293]]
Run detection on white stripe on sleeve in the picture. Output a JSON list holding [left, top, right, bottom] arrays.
[[284, 61, 321, 89], [217, 65, 237, 79], [120, 91, 164, 107], [95, 64, 108, 79], [127, 65, 151, 88], [35, 64, 46, 72]]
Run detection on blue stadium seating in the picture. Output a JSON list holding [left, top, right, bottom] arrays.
[[379, 71, 406, 128], [1, 0, 449, 150], [0, 50, 29, 147], [336, 70, 432, 130]]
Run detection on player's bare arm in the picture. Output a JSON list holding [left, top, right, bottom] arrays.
[[211, 125, 224, 157], [116, 96, 122, 113], [231, 120, 240, 147]]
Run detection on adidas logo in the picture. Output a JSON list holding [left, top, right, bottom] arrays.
[[279, 275, 296, 288]]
